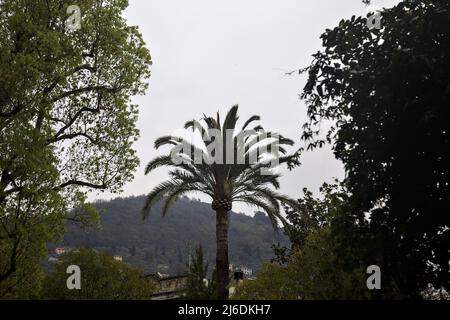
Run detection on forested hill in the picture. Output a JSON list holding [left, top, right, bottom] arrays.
[[62, 196, 290, 275]]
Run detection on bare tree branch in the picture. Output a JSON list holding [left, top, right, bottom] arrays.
[[49, 132, 97, 144], [54, 180, 107, 190]]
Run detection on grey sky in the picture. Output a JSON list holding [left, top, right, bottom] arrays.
[[93, 0, 400, 215]]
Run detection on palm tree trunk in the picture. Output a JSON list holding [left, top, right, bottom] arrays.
[[215, 207, 229, 299]]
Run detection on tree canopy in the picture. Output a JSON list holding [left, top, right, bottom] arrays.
[[0, 0, 152, 295], [300, 0, 449, 295], [42, 248, 155, 299]]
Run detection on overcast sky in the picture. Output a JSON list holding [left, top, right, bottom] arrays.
[[93, 0, 400, 215]]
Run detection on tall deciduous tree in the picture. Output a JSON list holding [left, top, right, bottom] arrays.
[[143, 105, 298, 299], [0, 0, 152, 293], [300, 0, 449, 295]]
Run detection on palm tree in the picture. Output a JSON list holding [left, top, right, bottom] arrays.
[[142, 105, 298, 299]]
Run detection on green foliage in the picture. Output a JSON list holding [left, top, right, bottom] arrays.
[[272, 181, 347, 265], [0, 188, 66, 297], [286, 228, 366, 300], [41, 248, 155, 300], [0, 249, 45, 299], [300, 0, 450, 296], [241, 181, 409, 300], [232, 263, 293, 300], [185, 245, 216, 299], [0, 0, 151, 293], [238, 183, 366, 300]]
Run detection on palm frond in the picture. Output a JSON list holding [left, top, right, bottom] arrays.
[[202, 115, 219, 130], [144, 155, 174, 175], [142, 180, 180, 219], [155, 136, 215, 164], [234, 195, 285, 231], [246, 187, 281, 213], [223, 105, 239, 131], [154, 135, 180, 149], [161, 186, 191, 216], [242, 115, 260, 131], [216, 111, 221, 131], [168, 169, 213, 194], [184, 119, 210, 140]]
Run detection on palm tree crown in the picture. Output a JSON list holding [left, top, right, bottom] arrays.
[[143, 105, 298, 227]]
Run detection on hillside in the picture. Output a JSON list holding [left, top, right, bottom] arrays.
[[62, 196, 290, 275]]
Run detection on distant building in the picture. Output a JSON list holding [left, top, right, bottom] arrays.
[[146, 272, 188, 300], [228, 265, 254, 297], [240, 266, 253, 277], [113, 255, 123, 261], [229, 264, 253, 278]]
